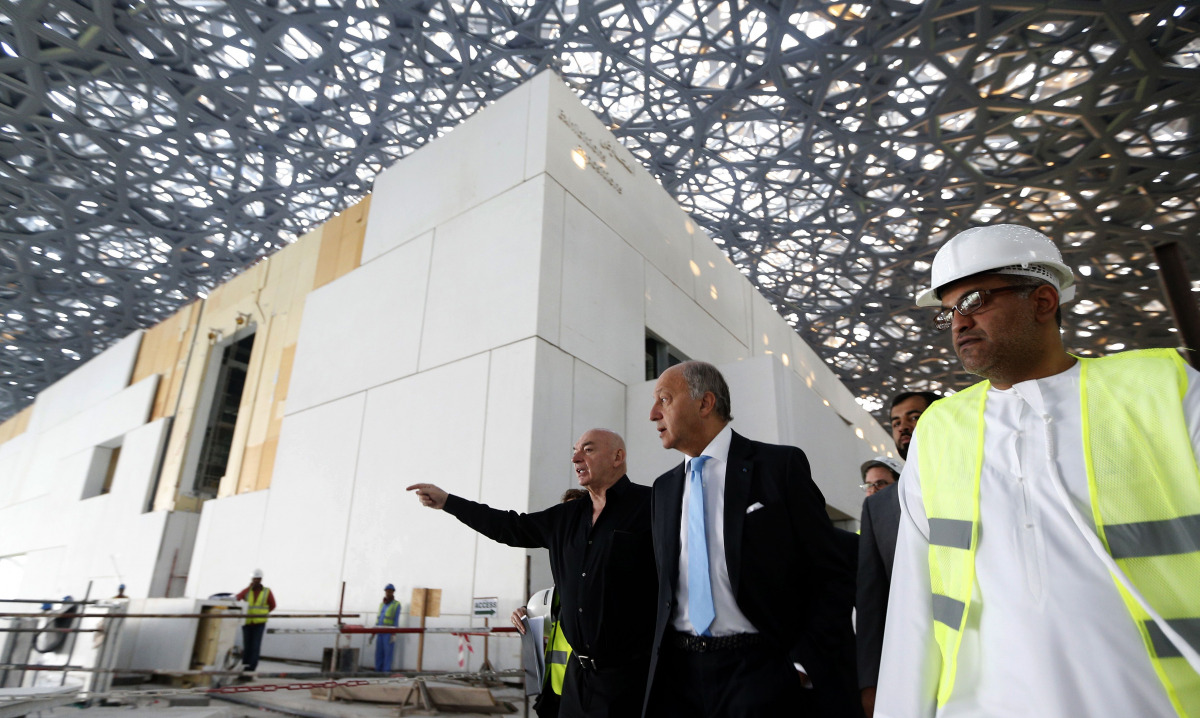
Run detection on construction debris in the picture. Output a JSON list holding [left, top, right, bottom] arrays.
[[310, 678, 515, 714]]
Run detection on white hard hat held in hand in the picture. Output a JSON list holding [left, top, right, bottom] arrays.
[[526, 587, 554, 620]]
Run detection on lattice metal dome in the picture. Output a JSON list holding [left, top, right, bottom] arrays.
[[2, 0, 1199, 422]]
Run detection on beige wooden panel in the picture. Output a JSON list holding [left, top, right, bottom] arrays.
[[253, 437, 278, 493], [0, 405, 33, 446], [312, 218, 341, 290], [131, 302, 202, 421], [229, 222, 328, 495], [313, 196, 370, 290], [153, 262, 269, 511], [151, 193, 373, 509], [230, 311, 286, 497], [333, 195, 370, 281], [237, 444, 263, 497], [253, 342, 296, 494]]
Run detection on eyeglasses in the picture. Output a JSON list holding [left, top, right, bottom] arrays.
[[933, 285, 1027, 332], [859, 480, 893, 492]]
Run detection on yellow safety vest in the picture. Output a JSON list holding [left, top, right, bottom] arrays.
[[545, 617, 572, 695], [245, 587, 272, 625], [378, 600, 401, 627], [917, 349, 1200, 716]]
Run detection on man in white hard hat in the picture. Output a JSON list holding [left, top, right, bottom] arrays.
[[876, 225, 1200, 717], [236, 569, 275, 674]]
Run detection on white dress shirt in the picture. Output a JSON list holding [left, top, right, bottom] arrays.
[[672, 424, 758, 636], [876, 360, 1200, 717]]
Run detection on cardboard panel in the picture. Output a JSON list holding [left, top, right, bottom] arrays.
[[0, 405, 33, 446], [132, 302, 202, 422]]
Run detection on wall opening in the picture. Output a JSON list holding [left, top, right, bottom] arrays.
[[645, 331, 689, 380], [82, 440, 123, 499], [187, 331, 257, 500]]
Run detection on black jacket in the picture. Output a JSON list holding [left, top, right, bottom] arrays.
[[444, 476, 657, 661], [643, 431, 859, 717], [856, 482, 901, 689]]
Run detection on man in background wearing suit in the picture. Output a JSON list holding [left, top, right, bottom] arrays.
[[857, 391, 938, 717], [643, 361, 857, 717]]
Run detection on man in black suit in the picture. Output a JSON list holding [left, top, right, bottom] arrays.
[[643, 361, 857, 718], [856, 391, 938, 717]]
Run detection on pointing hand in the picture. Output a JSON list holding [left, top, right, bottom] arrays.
[[406, 483, 448, 510]]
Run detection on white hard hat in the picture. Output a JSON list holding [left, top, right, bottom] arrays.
[[861, 455, 904, 479], [526, 588, 554, 620], [251, 568, 263, 579], [915, 225, 1075, 307]]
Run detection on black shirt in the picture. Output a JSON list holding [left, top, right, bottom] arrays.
[[444, 476, 656, 662]]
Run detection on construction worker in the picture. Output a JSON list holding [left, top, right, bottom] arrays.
[[876, 225, 1200, 717], [236, 569, 275, 674], [375, 583, 401, 672]]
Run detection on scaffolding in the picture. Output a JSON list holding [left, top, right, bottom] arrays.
[[0, 585, 524, 713]]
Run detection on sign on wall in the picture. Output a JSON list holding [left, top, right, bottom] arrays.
[[472, 597, 498, 618]]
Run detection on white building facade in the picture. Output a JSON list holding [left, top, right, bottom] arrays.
[[0, 72, 892, 672]]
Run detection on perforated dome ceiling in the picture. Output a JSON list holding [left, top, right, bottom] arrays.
[[2, 0, 1199, 422]]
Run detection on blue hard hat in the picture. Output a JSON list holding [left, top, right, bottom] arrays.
[[118, 584, 125, 590], [384, 583, 395, 591]]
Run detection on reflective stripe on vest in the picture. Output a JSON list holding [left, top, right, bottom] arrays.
[[545, 619, 572, 695], [246, 587, 271, 625], [378, 600, 400, 627], [918, 349, 1200, 716], [1081, 349, 1200, 716], [914, 380, 986, 706]]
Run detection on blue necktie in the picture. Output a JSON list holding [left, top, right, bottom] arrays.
[[687, 455, 715, 636]]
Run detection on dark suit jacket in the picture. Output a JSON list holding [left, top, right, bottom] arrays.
[[856, 482, 900, 689], [643, 431, 859, 717]]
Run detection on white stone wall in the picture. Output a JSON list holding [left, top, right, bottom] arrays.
[[1, 70, 892, 674], [0, 333, 194, 604], [182, 71, 891, 672]]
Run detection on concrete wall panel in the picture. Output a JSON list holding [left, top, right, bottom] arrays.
[[186, 490, 271, 600], [346, 355, 490, 624], [257, 393, 367, 610], [570, 360, 627, 452], [537, 76, 696, 294], [691, 232, 753, 349], [419, 180, 546, 372], [286, 234, 434, 415], [361, 81, 533, 263], [644, 263, 749, 367], [557, 197, 643, 385], [28, 332, 143, 435]]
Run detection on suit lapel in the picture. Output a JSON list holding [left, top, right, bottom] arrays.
[[724, 431, 753, 596], [659, 463, 687, 591]]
